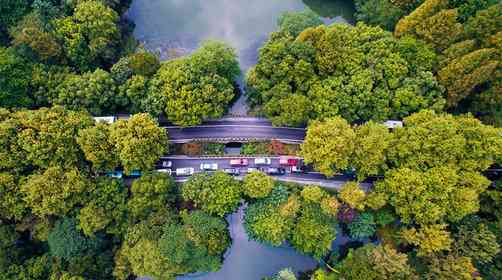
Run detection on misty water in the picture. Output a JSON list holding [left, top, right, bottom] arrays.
[[128, 1, 354, 279]]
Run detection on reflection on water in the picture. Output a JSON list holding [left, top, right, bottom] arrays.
[[128, 0, 354, 70], [176, 205, 317, 280]]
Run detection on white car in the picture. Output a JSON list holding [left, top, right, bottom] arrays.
[[157, 169, 172, 175], [247, 167, 259, 173], [200, 162, 218, 171], [176, 167, 195, 176], [254, 157, 272, 165], [162, 160, 172, 168]]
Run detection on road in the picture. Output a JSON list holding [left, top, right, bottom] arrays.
[[157, 156, 372, 190], [162, 118, 306, 143]]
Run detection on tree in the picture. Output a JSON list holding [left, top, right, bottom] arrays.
[[277, 9, 322, 37], [355, 0, 405, 31], [338, 182, 366, 210], [182, 171, 242, 217], [78, 177, 128, 237], [53, 0, 120, 70], [242, 171, 275, 198], [150, 41, 239, 126], [0, 47, 33, 107], [336, 244, 417, 279], [454, 223, 500, 265], [128, 172, 177, 220], [394, 0, 449, 38], [414, 9, 463, 51], [77, 122, 119, 172], [401, 224, 452, 256], [14, 106, 93, 169], [300, 117, 355, 177], [0, 0, 30, 43], [0, 173, 26, 220], [118, 75, 149, 113], [9, 12, 62, 62], [0, 114, 28, 173], [375, 166, 490, 225], [54, 69, 118, 115], [465, 3, 502, 45], [21, 166, 92, 217], [48, 217, 103, 262], [425, 254, 479, 280], [349, 212, 377, 240], [353, 121, 391, 180], [109, 113, 168, 174], [128, 52, 160, 77]]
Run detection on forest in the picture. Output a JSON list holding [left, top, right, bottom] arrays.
[[0, 0, 501, 280]]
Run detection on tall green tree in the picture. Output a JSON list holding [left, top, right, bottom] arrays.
[[242, 171, 275, 198], [77, 122, 119, 172], [0, 48, 33, 107]]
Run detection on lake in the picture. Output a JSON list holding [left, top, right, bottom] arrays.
[[127, 1, 355, 278]]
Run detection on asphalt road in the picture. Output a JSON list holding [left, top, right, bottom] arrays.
[[157, 156, 371, 190], [163, 118, 306, 143]]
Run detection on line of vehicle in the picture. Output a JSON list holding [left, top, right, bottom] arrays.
[[168, 138, 304, 143], [162, 125, 306, 130]]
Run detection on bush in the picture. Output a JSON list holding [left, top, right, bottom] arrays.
[[268, 140, 286, 155], [201, 143, 225, 156], [241, 141, 269, 155], [181, 142, 202, 156], [349, 212, 377, 240]]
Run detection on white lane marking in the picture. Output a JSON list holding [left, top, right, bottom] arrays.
[[162, 125, 306, 130]]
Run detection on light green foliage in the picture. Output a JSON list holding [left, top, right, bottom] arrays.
[[394, 0, 449, 38], [388, 110, 502, 172], [77, 122, 119, 172], [300, 118, 355, 177], [338, 182, 366, 210], [247, 22, 444, 126], [277, 9, 322, 37], [158, 211, 230, 274], [14, 106, 94, 169], [0, 47, 33, 108], [336, 244, 417, 279], [109, 113, 168, 174], [401, 224, 452, 256], [300, 185, 328, 204], [150, 41, 239, 125], [349, 212, 377, 240], [48, 217, 103, 262], [243, 171, 275, 198], [182, 171, 242, 217], [414, 9, 463, 51], [0, 173, 26, 220], [128, 52, 160, 77], [21, 166, 91, 217], [454, 223, 500, 265], [353, 121, 392, 180], [290, 204, 337, 259], [53, 0, 120, 70], [128, 172, 177, 220], [376, 166, 490, 225], [53, 69, 118, 115], [355, 0, 405, 31], [78, 177, 128, 237]]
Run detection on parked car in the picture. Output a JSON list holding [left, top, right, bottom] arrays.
[[254, 157, 272, 165], [105, 171, 123, 179], [176, 167, 195, 176], [223, 168, 240, 176], [200, 162, 218, 171], [128, 170, 142, 177], [265, 167, 286, 175], [247, 167, 259, 173], [230, 158, 248, 166], [157, 169, 172, 175], [161, 160, 172, 168], [279, 157, 299, 166], [291, 166, 303, 173]]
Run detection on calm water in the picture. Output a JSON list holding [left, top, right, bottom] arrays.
[[128, 2, 354, 277]]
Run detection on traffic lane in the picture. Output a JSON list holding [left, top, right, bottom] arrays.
[[164, 125, 306, 142], [158, 157, 290, 171]]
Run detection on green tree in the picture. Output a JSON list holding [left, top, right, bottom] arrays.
[[353, 121, 391, 180], [394, 0, 449, 38], [414, 9, 463, 51], [355, 0, 405, 31], [48, 217, 103, 262], [464, 3, 502, 46], [78, 177, 128, 237], [0, 0, 30, 43], [182, 171, 242, 217], [454, 223, 500, 265], [300, 117, 355, 177], [401, 224, 452, 256], [77, 122, 119, 172], [425, 254, 479, 280], [21, 166, 92, 217], [242, 171, 275, 198], [0, 47, 33, 107], [150, 41, 239, 126], [118, 75, 149, 113], [109, 113, 167, 174], [0, 173, 26, 220], [277, 9, 322, 37], [338, 182, 366, 210], [349, 212, 377, 240], [128, 172, 177, 220], [54, 69, 118, 115]]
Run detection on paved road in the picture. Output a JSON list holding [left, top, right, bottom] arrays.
[[157, 156, 371, 190], [162, 118, 306, 143]]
